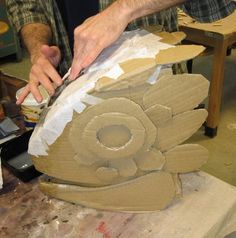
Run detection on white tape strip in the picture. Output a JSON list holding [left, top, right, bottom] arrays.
[[73, 101, 87, 113], [147, 66, 162, 85], [103, 64, 124, 79], [28, 124, 49, 156], [81, 94, 104, 105]]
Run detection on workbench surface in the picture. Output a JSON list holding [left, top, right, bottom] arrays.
[[179, 10, 236, 37], [1, 167, 236, 238]]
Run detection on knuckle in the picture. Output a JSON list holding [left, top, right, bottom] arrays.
[[48, 88, 55, 96], [28, 82, 36, 90], [55, 79, 62, 86], [29, 74, 36, 84], [74, 27, 81, 37], [89, 34, 98, 42], [37, 57, 46, 66], [75, 30, 87, 40], [30, 65, 37, 74]]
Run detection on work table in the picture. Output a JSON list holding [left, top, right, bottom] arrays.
[[1, 167, 236, 238], [178, 10, 236, 137]]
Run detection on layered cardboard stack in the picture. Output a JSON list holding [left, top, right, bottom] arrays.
[[30, 30, 209, 211]]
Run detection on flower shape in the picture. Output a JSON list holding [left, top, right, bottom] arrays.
[[69, 97, 157, 181]]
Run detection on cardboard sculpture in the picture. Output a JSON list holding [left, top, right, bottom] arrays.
[[29, 30, 209, 212]]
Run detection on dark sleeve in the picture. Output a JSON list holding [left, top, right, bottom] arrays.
[[5, 0, 49, 32], [182, 0, 235, 22]]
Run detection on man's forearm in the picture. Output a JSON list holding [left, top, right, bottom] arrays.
[[116, 0, 186, 23], [20, 23, 52, 64]]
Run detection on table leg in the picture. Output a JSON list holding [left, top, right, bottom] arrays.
[[205, 39, 228, 137]]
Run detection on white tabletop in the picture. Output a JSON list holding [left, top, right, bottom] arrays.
[[11, 171, 235, 238]]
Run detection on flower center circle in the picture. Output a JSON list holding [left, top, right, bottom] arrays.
[[97, 125, 132, 149]]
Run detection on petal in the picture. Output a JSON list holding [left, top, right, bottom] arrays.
[[109, 159, 138, 177], [96, 167, 119, 182], [143, 74, 209, 115], [164, 144, 208, 173], [155, 110, 208, 152], [40, 172, 176, 211], [145, 104, 172, 127], [135, 149, 165, 171], [73, 154, 100, 166]]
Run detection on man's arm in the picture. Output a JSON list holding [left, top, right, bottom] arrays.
[[70, 0, 186, 79], [20, 23, 51, 64], [117, 0, 185, 21], [6, 0, 63, 103], [16, 23, 62, 104]]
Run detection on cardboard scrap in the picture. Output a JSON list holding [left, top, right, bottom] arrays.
[[156, 31, 186, 45], [156, 45, 205, 65]]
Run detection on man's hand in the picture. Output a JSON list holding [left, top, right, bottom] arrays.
[[16, 45, 62, 104], [69, 1, 131, 80], [69, 0, 186, 80]]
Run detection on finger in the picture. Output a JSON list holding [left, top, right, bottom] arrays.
[[81, 42, 104, 69], [16, 84, 30, 105], [69, 59, 83, 80], [83, 16, 93, 24], [39, 59, 62, 86], [71, 38, 104, 79], [69, 18, 99, 80], [28, 73, 43, 103], [31, 66, 55, 96], [36, 59, 62, 86], [70, 27, 100, 80]]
